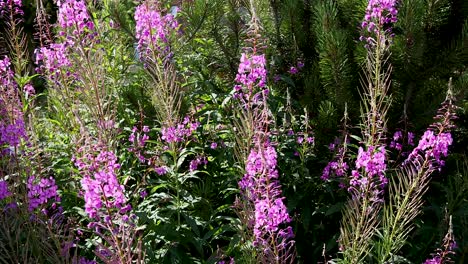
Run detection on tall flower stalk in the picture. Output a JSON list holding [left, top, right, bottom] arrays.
[[339, 0, 397, 262], [377, 86, 457, 262], [34, 1, 144, 262], [423, 216, 457, 264], [134, 0, 188, 228], [238, 137, 295, 263], [232, 1, 295, 262], [134, 0, 181, 126], [73, 143, 141, 263]]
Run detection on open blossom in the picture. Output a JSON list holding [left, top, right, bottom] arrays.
[[23, 83, 35, 96], [423, 257, 442, 264], [390, 130, 403, 150], [235, 53, 267, 88], [134, 2, 179, 57], [57, 0, 94, 36], [321, 142, 348, 182], [35, 43, 71, 77], [407, 130, 453, 169], [233, 53, 268, 102], [355, 146, 387, 178], [348, 145, 387, 198], [155, 166, 168, 175], [210, 142, 218, 149], [288, 66, 298, 75], [27, 176, 61, 212], [0, 56, 27, 155], [161, 117, 199, 144], [0, 119, 26, 150], [0, 180, 10, 200], [297, 61, 304, 69], [239, 141, 293, 247], [389, 130, 416, 154], [189, 155, 207, 171], [35, 0, 94, 77], [360, 0, 398, 46], [0, 56, 14, 87], [322, 160, 349, 181], [75, 149, 127, 219]]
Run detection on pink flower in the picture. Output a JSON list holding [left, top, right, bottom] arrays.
[[288, 66, 298, 74], [155, 166, 168, 175], [360, 0, 398, 46], [57, 0, 94, 36], [75, 150, 127, 219], [407, 130, 452, 169], [297, 61, 304, 69], [239, 141, 293, 247], [0, 180, 11, 200], [27, 175, 61, 212], [210, 142, 218, 149], [134, 3, 179, 58], [233, 53, 268, 102]]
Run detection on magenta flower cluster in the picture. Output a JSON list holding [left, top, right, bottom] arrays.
[[321, 141, 349, 187], [423, 256, 442, 264], [288, 60, 304, 75], [239, 141, 294, 246], [161, 117, 199, 144], [360, 0, 398, 46], [0, 118, 26, 153], [26, 175, 61, 212], [35, 0, 95, 80], [0, 56, 14, 87], [57, 0, 94, 36], [321, 159, 349, 181], [134, 2, 179, 57], [0, 56, 27, 155], [189, 155, 207, 172], [350, 146, 387, 189], [34, 0, 86, 80], [297, 135, 314, 145], [35, 43, 71, 79], [0, 0, 23, 16], [407, 130, 453, 169], [355, 146, 387, 178], [155, 166, 168, 175], [233, 53, 268, 102], [74, 149, 127, 219], [0, 0, 22, 9], [0, 180, 11, 200], [389, 130, 415, 151]]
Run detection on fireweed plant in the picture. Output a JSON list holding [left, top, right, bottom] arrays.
[[133, 0, 190, 232], [130, 1, 239, 262], [34, 0, 144, 262], [0, 0, 465, 263], [0, 1, 80, 262], [229, 1, 296, 263], [335, 1, 398, 262], [320, 0, 459, 263]]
